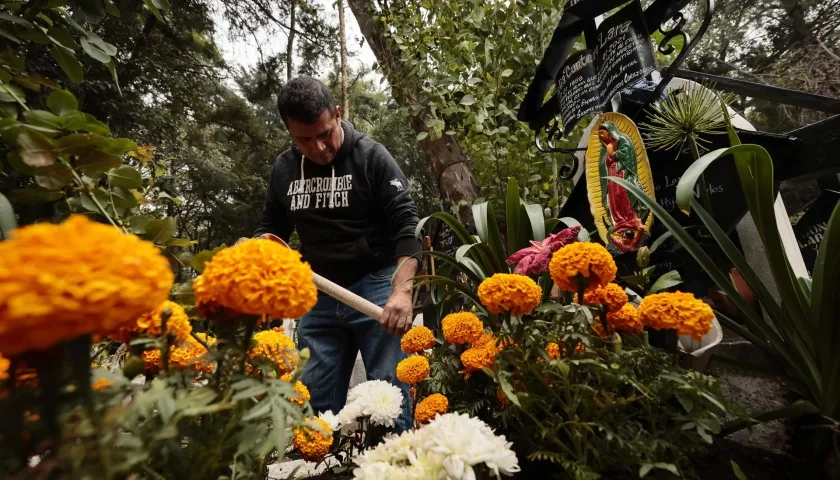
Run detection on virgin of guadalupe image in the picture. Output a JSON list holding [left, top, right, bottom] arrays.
[[584, 114, 655, 254]]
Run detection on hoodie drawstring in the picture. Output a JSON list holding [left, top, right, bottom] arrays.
[[300, 155, 336, 209]]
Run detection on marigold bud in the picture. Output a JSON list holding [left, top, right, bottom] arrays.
[[636, 246, 650, 269]]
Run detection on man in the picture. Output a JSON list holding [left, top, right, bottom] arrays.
[[238, 76, 420, 433]]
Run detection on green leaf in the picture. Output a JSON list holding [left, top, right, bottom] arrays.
[[110, 187, 137, 208], [99, 137, 137, 155], [47, 89, 79, 115], [472, 201, 507, 270], [190, 245, 226, 273], [0, 82, 25, 104], [505, 177, 521, 257], [0, 27, 21, 44], [522, 203, 545, 242], [106, 60, 120, 94], [23, 110, 62, 129], [7, 185, 64, 204], [144, 217, 177, 244], [75, 0, 107, 23], [459, 95, 476, 106], [647, 270, 682, 294], [165, 238, 197, 247], [76, 151, 122, 175], [157, 191, 182, 205], [50, 45, 84, 84], [498, 375, 520, 407], [63, 112, 110, 135], [57, 132, 108, 153], [129, 215, 150, 234], [731, 461, 747, 480], [80, 35, 112, 63], [46, 25, 78, 50], [809, 201, 840, 409], [107, 166, 142, 189], [649, 232, 672, 253], [416, 131, 428, 141], [0, 192, 16, 240], [142, 0, 165, 22], [16, 130, 56, 166], [500, 69, 513, 77], [34, 164, 73, 189]]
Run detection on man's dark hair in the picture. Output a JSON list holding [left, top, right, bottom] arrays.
[[277, 76, 335, 125]]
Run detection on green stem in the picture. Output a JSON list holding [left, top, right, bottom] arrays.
[[160, 309, 172, 372], [687, 137, 713, 215], [68, 165, 122, 230], [239, 316, 259, 373]]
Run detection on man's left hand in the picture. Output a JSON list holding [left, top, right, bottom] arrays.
[[381, 289, 414, 335]]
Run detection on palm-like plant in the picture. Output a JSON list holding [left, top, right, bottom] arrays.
[[610, 99, 840, 439]]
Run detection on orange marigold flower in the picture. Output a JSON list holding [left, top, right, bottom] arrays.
[[639, 291, 714, 340], [415, 393, 448, 424], [549, 242, 617, 293], [577, 283, 628, 312], [400, 326, 435, 354], [281, 373, 311, 406], [293, 417, 333, 462], [110, 300, 192, 344], [609, 304, 642, 335], [0, 354, 8, 381], [0, 215, 173, 356], [143, 334, 215, 375], [396, 355, 430, 384], [477, 274, 542, 316], [546, 342, 561, 360], [91, 378, 113, 391], [441, 312, 484, 345], [250, 330, 298, 375], [460, 346, 496, 374], [193, 239, 317, 320]]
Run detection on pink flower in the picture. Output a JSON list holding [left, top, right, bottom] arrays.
[[506, 227, 581, 276]]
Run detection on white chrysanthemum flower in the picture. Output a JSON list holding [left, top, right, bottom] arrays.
[[338, 380, 403, 428], [318, 410, 339, 432], [420, 412, 520, 479]]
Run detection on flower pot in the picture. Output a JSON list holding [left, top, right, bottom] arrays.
[[677, 316, 723, 372], [645, 327, 678, 351]]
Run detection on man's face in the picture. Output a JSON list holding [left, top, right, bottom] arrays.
[[287, 107, 343, 166]]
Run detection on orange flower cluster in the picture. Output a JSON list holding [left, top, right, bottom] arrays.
[[193, 239, 317, 320], [546, 342, 561, 360], [280, 373, 311, 406], [143, 333, 215, 374], [293, 417, 333, 462], [0, 354, 8, 381], [460, 346, 497, 374], [91, 378, 113, 391], [577, 283, 628, 312], [0, 215, 173, 356], [477, 273, 542, 316], [110, 300, 192, 344], [396, 355, 430, 384], [639, 292, 714, 340], [549, 242, 616, 293], [415, 393, 448, 424], [545, 341, 586, 358], [609, 304, 643, 335], [249, 330, 299, 375], [441, 312, 483, 345], [400, 325, 435, 354]]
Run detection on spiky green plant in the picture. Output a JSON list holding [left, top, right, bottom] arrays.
[[640, 82, 735, 213]]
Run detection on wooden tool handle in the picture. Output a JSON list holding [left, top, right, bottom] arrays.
[[312, 271, 384, 321], [260, 233, 384, 321]]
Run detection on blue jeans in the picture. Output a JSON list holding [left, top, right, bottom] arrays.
[[297, 264, 413, 433]]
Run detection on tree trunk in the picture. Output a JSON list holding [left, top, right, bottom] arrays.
[[287, 0, 296, 82], [347, 0, 479, 222], [338, 0, 350, 118]]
